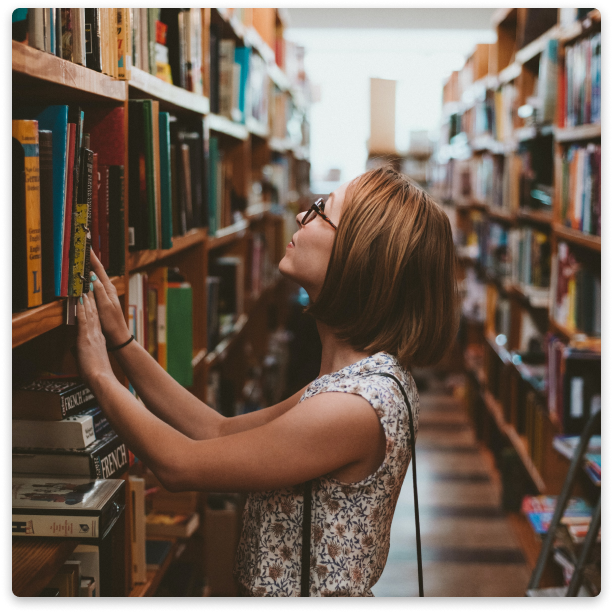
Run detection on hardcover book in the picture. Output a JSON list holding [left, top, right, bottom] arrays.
[[12, 477, 124, 539]]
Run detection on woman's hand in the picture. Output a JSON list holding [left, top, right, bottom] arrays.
[[89, 250, 131, 346], [76, 292, 115, 387]]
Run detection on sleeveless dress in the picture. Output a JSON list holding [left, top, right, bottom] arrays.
[[234, 351, 419, 597]]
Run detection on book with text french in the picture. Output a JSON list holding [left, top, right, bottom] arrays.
[[13, 430, 133, 479]]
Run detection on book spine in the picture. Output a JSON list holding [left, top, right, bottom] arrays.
[[61, 123, 76, 296], [12, 120, 43, 308], [142, 101, 157, 250], [28, 8, 45, 51], [72, 9, 86, 66], [66, 109, 84, 296], [108, 166, 125, 276], [12, 514, 100, 538], [117, 8, 131, 80], [82, 148, 94, 293], [158, 113, 173, 249], [91, 154, 99, 262], [92, 435, 130, 479], [98, 165, 110, 269], [84, 8, 102, 72], [39, 130, 55, 304], [60, 9, 73, 61], [68, 147, 90, 296], [60, 385, 96, 418]]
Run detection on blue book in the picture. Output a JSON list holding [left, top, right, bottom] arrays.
[[234, 47, 251, 123], [15, 106, 69, 296], [158, 112, 173, 250]]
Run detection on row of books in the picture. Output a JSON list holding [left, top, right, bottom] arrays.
[[547, 335, 601, 435], [561, 32, 601, 128], [560, 143, 601, 236], [12, 377, 134, 479], [510, 226, 551, 291], [12, 107, 125, 312], [553, 435, 601, 485], [551, 242, 601, 336], [129, 268, 193, 388], [13, 9, 131, 80], [522, 494, 594, 535]]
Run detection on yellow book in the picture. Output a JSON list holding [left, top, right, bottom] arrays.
[[567, 277, 576, 330], [117, 8, 131, 80], [12, 120, 43, 308]]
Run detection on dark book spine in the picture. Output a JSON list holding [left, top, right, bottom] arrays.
[[98, 165, 110, 269], [60, 385, 96, 418], [90, 153, 99, 262], [82, 148, 94, 293], [209, 24, 220, 114], [84, 8, 102, 72], [108, 166, 125, 276], [38, 130, 55, 304], [92, 433, 129, 479], [127, 100, 146, 250], [67, 108, 84, 296]]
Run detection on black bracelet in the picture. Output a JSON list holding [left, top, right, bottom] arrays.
[[107, 335, 135, 352]]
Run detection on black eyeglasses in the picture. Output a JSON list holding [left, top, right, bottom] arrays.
[[301, 198, 337, 230]]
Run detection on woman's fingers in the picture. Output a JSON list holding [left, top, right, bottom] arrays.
[[90, 250, 115, 294], [76, 294, 87, 326]]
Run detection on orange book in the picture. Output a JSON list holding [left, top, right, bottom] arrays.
[[12, 120, 43, 308]]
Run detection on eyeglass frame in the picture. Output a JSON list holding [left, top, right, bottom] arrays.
[[301, 198, 337, 230]]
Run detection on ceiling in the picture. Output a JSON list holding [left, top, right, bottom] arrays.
[[284, 8, 498, 30]]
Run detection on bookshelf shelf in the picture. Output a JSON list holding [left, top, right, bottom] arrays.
[[487, 207, 516, 224], [244, 202, 271, 221], [12, 41, 127, 103], [207, 219, 250, 251], [552, 223, 601, 252], [498, 62, 521, 85], [128, 229, 209, 272], [208, 113, 249, 140], [517, 208, 552, 227], [268, 62, 291, 92], [246, 117, 270, 139], [204, 313, 249, 368], [13, 538, 79, 597], [12, 276, 125, 349], [554, 124, 601, 142], [515, 26, 561, 65], [128, 540, 179, 597], [268, 137, 293, 153], [559, 10, 600, 45], [128, 67, 210, 115]]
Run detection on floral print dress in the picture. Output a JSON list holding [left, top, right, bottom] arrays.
[[234, 351, 419, 597]]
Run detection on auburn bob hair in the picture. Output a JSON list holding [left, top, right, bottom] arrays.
[[306, 165, 459, 369]]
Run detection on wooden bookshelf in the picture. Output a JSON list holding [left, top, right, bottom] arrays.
[[437, 8, 601, 590], [128, 67, 210, 115], [13, 7, 311, 598], [12, 41, 127, 103], [13, 538, 79, 597], [552, 223, 601, 252], [12, 276, 125, 349]]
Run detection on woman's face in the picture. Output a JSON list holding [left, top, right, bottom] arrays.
[[278, 182, 349, 298]]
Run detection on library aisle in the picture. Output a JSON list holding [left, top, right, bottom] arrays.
[[374, 370, 530, 596]]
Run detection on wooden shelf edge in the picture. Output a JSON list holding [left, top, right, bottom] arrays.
[[12, 41, 127, 102], [129, 67, 210, 115], [554, 124, 601, 142], [128, 229, 208, 271], [515, 25, 560, 65], [208, 113, 248, 140], [517, 209, 552, 226], [12, 276, 125, 348], [206, 219, 250, 251], [552, 223, 601, 252]]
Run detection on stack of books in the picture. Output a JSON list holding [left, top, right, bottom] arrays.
[[522, 494, 593, 534]]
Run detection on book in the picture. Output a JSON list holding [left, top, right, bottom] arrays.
[[116, 8, 132, 80], [211, 256, 245, 337], [82, 146, 95, 294], [12, 135, 28, 312], [71, 8, 86, 66], [128, 476, 147, 584], [84, 8, 102, 72], [12, 120, 43, 309], [146, 511, 199, 539], [38, 129, 55, 303], [108, 165, 125, 276], [98, 165, 110, 269], [90, 153, 99, 266], [12, 404, 110, 450], [158, 112, 173, 249], [147, 267, 168, 369], [522, 495, 593, 534], [13, 431, 132, 480], [12, 477, 125, 539], [45, 562, 80, 596], [206, 276, 220, 351], [167, 282, 193, 387], [145, 539, 173, 571], [60, 122, 76, 296]]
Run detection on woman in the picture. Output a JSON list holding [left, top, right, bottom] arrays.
[[76, 165, 458, 596]]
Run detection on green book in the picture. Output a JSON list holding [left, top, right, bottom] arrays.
[[158, 112, 173, 249], [167, 283, 193, 387], [208, 137, 219, 236], [135, 100, 157, 250]]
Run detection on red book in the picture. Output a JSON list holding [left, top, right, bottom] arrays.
[[84, 107, 125, 167], [60, 123, 76, 296], [98, 165, 110, 270], [91, 153, 100, 262]]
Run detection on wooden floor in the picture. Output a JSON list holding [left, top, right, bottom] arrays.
[[372, 372, 531, 597]]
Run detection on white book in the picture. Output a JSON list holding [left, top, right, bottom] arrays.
[[70, 544, 100, 597], [71, 8, 86, 66], [13, 413, 96, 450]]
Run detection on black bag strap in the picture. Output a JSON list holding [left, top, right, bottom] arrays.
[[300, 371, 424, 597]]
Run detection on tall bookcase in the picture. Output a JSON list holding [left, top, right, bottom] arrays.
[[12, 8, 311, 597], [432, 8, 600, 590]]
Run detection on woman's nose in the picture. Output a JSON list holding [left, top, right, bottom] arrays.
[[296, 211, 304, 227]]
